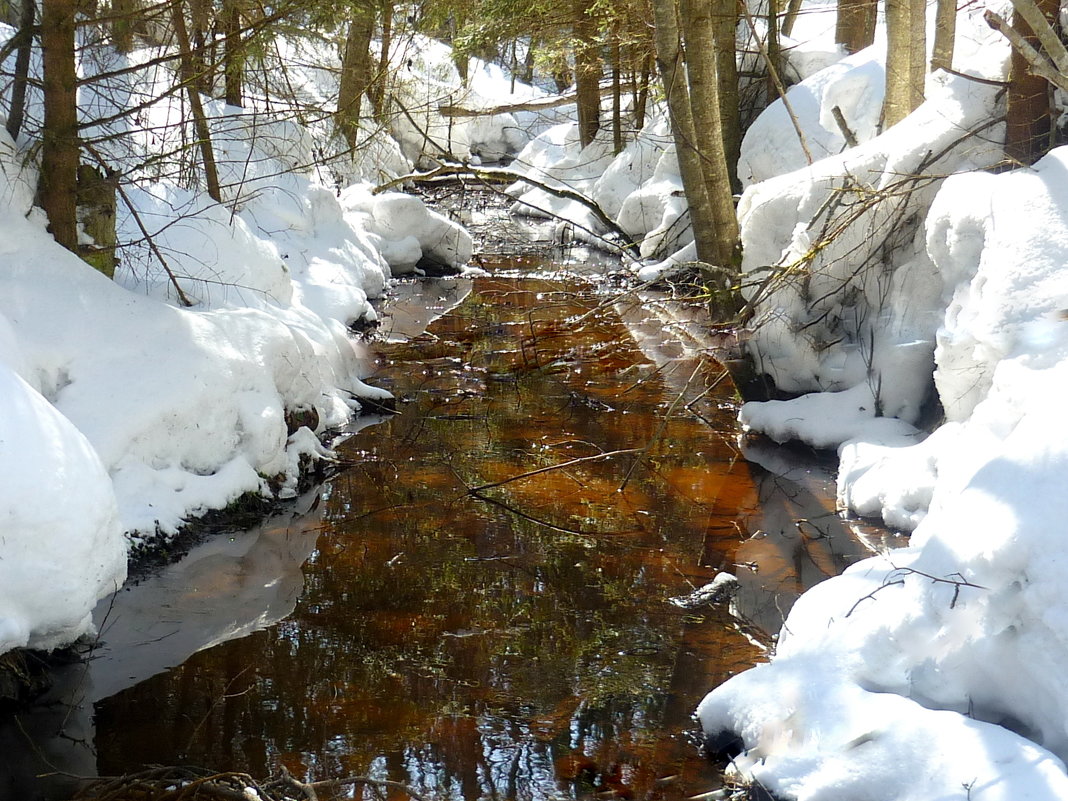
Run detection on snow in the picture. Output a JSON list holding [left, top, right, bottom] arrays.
[[3, 1, 1068, 797], [0, 22, 482, 660], [0, 362, 127, 653], [684, 1, 1068, 798]]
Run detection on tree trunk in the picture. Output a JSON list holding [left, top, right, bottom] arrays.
[[370, 0, 392, 120], [110, 0, 137, 52], [222, 0, 243, 107], [930, 0, 956, 71], [781, 0, 805, 38], [172, 0, 222, 202], [40, 0, 79, 251], [835, 0, 877, 53], [1005, 0, 1057, 164], [713, 0, 740, 193], [337, 5, 374, 150], [611, 35, 623, 153], [633, 52, 652, 130], [77, 165, 117, 278], [650, 0, 720, 266], [5, 0, 34, 141], [680, 0, 741, 272], [573, 0, 602, 147], [882, 0, 925, 127], [188, 0, 211, 94]]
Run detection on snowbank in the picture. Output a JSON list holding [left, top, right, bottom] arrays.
[[0, 363, 127, 654], [695, 2, 1068, 798], [0, 21, 486, 659], [389, 34, 540, 166]]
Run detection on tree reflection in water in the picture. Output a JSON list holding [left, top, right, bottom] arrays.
[[88, 275, 891, 801]]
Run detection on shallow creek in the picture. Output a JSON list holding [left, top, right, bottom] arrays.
[[2, 262, 902, 801]]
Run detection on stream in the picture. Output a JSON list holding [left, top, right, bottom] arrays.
[[1, 254, 903, 801]]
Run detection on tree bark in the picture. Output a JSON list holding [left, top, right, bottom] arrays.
[[611, 35, 623, 153], [712, 0, 741, 193], [930, 0, 956, 71], [187, 0, 211, 94], [882, 0, 925, 127], [222, 0, 243, 106], [337, 5, 374, 150], [172, 0, 221, 202], [835, 0, 877, 53], [370, 0, 392, 120], [680, 0, 741, 271], [650, 0, 720, 267], [5, 0, 34, 141], [573, 0, 602, 147], [1004, 0, 1057, 163], [110, 0, 137, 53], [40, 0, 80, 251]]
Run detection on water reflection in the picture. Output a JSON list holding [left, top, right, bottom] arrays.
[[3, 274, 898, 801]]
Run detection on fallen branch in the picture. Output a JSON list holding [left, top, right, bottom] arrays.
[[831, 105, 859, 148], [373, 162, 642, 258], [1007, 0, 1068, 75], [984, 9, 1068, 94], [437, 84, 623, 118], [69, 766, 433, 801], [465, 448, 641, 494]]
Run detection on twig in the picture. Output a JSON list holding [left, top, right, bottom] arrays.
[[846, 564, 986, 617], [465, 448, 640, 494], [740, 4, 814, 164]]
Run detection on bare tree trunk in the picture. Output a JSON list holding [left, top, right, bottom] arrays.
[[5, 0, 34, 141], [781, 0, 805, 37], [337, 5, 374, 150], [40, 0, 79, 251], [835, 0, 877, 53], [188, 0, 211, 94], [930, 0, 956, 71], [522, 36, 537, 84], [1005, 0, 1058, 163], [908, 0, 926, 104], [370, 0, 392, 120], [222, 0, 243, 106], [713, 0, 740, 193], [111, 0, 137, 52], [633, 51, 652, 129], [882, 0, 925, 127], [612, 35, 623, 153], [172, 0, 221, 202], [651, 0, 719, 267], [680, 0, 741, 272], [573, 0, 602, 147]]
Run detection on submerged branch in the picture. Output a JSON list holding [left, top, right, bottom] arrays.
[[465, 448, 641, 494]]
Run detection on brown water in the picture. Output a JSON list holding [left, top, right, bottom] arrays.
[[2, 268, 897, 801]]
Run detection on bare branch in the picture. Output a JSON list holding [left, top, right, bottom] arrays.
[[984, 9, 1068, 94], [1007, 0, 1068, 75]]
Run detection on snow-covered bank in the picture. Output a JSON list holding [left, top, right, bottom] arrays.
[[491, 0, 1068, 795], [684, 0, 1068, 798], [0, 23, 492, 659]]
